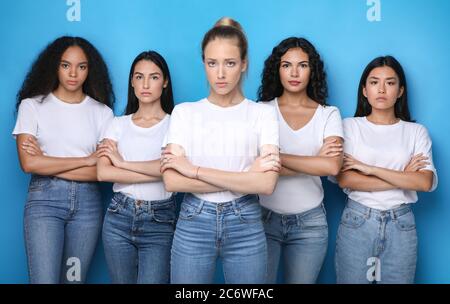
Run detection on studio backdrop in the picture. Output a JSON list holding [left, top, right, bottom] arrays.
[[0, 0, 448, 283]]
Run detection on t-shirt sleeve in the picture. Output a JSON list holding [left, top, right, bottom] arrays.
[[414, 125, 438, 192], [164, 104, 189, 150], [323, 106, 344, 140], [12, 99, 38, 138], [100, 117, 121, 142], [259, 104, 279, 149], [98, 107, 114, 143]]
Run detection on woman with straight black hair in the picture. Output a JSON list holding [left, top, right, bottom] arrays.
[[334, 56, 438, 283], [13, 36, 114, 283], [258, 37, 344, 283], [97, 51, 175, 284]]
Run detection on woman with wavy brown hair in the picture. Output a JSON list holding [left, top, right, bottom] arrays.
[[258, 37, 344, 283]]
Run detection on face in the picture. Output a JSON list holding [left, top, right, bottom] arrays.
[[131, 59, 167, 104], [203, 38, 247, 96], [279, 47, 310, 94], [57, 46, 89, 93], [363, 66, 404, 111]]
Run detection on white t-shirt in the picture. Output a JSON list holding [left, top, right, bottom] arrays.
[[13, 93, 113, 157], [260, 98, 344, 214], [101, 114, 171, 201], [336, 116, 438, 210], [164, 98, 279, 203]]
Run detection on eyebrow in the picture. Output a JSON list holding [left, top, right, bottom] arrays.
[[368, 76, 397, 80], [205, 58, 238, 61], [60, 60, 88, 65], [280, 60, 309, 64], [134, 72, 162, 76]]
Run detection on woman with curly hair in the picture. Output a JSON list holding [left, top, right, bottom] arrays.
[[258, 37, 344, 283], [12, 36, 114, 283]]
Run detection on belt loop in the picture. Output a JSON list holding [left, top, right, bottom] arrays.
[[231, 200, 239, 216], [390, 209, 397, 221], [365, 206, 371, 219], [197, 199, 205, 214]]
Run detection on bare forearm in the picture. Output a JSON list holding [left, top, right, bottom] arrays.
[[162, 169, 223, 193], [98, 164, 160, 183], [56, 166, 98, 182], [370, 167, 433, 192], [21, 155, 90, 176], [197, 168, 278, 195], [337, 170, 397, 191], [281, 154, 342, 176], [119, 159, 162, 177], [280, 166, 298, 176]]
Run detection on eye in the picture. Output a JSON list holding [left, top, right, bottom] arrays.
[[207, 61, 216, 67], [79, 65, 87, 70], [61, 63, 69, 69], [152, 75, 160, 80], [135, 75, 142, 80], [281, 63, 289, 68], [387, 81, 396, 86], [369, 81, 377, 85], [226, 61, 236, 67], [300, 63, 309, 68]]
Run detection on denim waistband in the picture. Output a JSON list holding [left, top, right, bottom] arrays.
[[183, 193, 259, 214], [262, 202, 326, 222], [346, 198, 412, 220], [112, 192, 175, 211], [30, 174, 99, 188]]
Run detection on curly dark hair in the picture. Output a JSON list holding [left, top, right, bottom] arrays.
[[257, 37, 327, 105], [125, 51, 174, 115], [16, 36, 115, 110]]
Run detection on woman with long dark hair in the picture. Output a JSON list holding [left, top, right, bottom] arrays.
[[258, 37, 344, 283], [97, 51, 175, 283], [13, 36, 114, 283], [335, 56, 438, 283]]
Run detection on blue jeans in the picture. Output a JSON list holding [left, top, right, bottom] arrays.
[[171, 193, 267, 284], [24, 175, 103, 284], [262, 204, 328, 284], [335, 198, 417, 284], [102, 192, 175, 284]]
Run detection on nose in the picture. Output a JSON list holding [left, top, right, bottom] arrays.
[[290, 66, 299, 77], [69, 66, 77, 78], [143, 77, 150, 89], [217, 64, 225, 79], [378, 83, 386, 93]]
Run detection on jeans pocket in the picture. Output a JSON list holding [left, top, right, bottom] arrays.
[[28, 176, 51, 192], [238, 203, 262, 224], [395, 210, 416, 231], [107, 198, 121, 214], [178, 203, 199, 220], [340, 208, 366, 229], [301, 210, 328, 230], [152, 203, 176, 224]]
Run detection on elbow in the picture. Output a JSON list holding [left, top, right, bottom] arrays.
[[336, 175, 349, 189], [162, 173, 177, 192], [260, 178, 278, 196], [20, 160, 35, 174], [96, 168, 107, 182], [328, 160, 342, 177], [420, 180, 433, 192]]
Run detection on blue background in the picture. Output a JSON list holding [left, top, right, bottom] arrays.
[[0, 0, 449, 283]]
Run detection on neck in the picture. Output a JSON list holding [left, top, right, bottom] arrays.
[[367, 108, 399, 125], [134, 100, 165, 120], [278, 90, 312, 107], [53, 86, 85, 104], [208, 87, 245, 107]]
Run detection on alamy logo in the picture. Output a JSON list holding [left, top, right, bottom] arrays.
[[367, 0, 381, 22], [366, 257, 381, 282], [66, 257, 81, 282], [66, 0, 81, 22]]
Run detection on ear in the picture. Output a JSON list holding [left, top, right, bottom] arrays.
[[397, 86, 404, 99], [362, 86, 368, 98], [241, 58, 248, 73], [163, 79, 168, 89]]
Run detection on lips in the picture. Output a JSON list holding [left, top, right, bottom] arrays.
[[141, 92, 151, 96], [67, 80, 78, 86], [216, 82, 227, 88], [376, 97, 387, 101], [288, 81, 301, 86]]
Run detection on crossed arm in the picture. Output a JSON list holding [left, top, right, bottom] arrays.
[[336, 153, 434, 192], [161, 144, 280, 195], [16, 134, 99, 181]]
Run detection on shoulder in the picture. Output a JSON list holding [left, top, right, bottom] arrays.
[[402, 121, 431, 138], [86, 96, 113, 114], [172, 100, 203, 114]]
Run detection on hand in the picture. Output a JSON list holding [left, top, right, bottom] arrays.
[[404, 153, 430, 172], [97, 139, 125, 167], [249, 153, 281, 173], [342, 153, 373, 175], [21, 136, 43, 156], [160, 153, 197, 178], [317, 138, 343, 157], [162, 144, 185, 157]]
